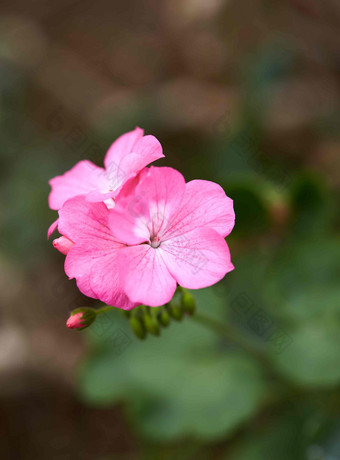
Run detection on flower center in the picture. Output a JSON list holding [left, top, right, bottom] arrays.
[[150, 235, 161, 249]]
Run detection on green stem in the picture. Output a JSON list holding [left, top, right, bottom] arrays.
[[192, 312, 272, 369], [95, 305, 117, 315]]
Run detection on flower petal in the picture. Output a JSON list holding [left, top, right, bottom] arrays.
[[104, 134, 164, 196], [117, 135, 164, 177], [48, 160, 108, 210], [47, 218, 59, 239], [161, 227, 234, 289], [164, 180, 235, 240], [65, 243, 137, 310], [109, 166, 186, 245], [85, 189, 116, 203], [59, 196, 136, 310], [118, 244, 177, 307], [58, 196, 114, 244], [104, 127, 144, 169]]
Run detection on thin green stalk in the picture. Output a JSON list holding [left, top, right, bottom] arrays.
[[192, 312, 272, 369], [95, 305, 117, 315]]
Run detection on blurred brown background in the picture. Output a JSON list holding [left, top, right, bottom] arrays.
[[0, 1, 339, 459]]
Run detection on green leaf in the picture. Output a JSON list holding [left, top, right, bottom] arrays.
[[264, 235, 340, 321], [129, 353, 266, 441], [78, 289, 268, 440], [227, 182, 270, 236], [289, 172, 334, 235], [270, 319, 340, 387], [228, 415, 305, 460]]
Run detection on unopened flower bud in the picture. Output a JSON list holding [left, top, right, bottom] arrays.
[[53, 236, 74, 255], [168, 303, 184, 321], [66, 308, 96, 330], [181, 291, 196, 315], [158, 309, 171, 327], [143, 313, 161, 336], [129, 316, 146, 340]]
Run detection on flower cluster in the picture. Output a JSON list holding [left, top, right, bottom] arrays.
[[48, 127, 235, 310]]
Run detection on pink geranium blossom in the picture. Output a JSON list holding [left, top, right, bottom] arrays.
[[56, 166, 235, 308], [48, 127, 164, 211]]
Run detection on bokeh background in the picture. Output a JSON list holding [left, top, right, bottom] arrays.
[[0, 0, 340, 458]]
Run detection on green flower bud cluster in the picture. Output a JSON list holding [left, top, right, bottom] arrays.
[[125, 287, 196, 340]]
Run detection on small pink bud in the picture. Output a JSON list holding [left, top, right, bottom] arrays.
[[66, 312, 86, 329], [53, 236, 74, 255], [66, 308, 97, 331]]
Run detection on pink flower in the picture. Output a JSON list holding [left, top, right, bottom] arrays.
[[57, 166, 235, 308], [48, 127, 164, 211], [66, 312, 86, 329]]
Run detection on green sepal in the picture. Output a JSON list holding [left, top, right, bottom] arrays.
[[168, 303, 184, 321], [181, 291, 196, 315], [129, 316, 146, 340], [158, 309, 171, 327], [71, 307, 97, 330], [143, 313, 161, 336]]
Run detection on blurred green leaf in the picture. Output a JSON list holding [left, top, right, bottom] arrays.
[[78, 288, 268, 441], [270, 318, 340, 387], [227, 182, 270, 236], [128, 353, 266, 441], [228, 418, 302, 460], [264, 235, 340, 321], [228, 405, 340, 460], [289, 172, 334, 235]]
